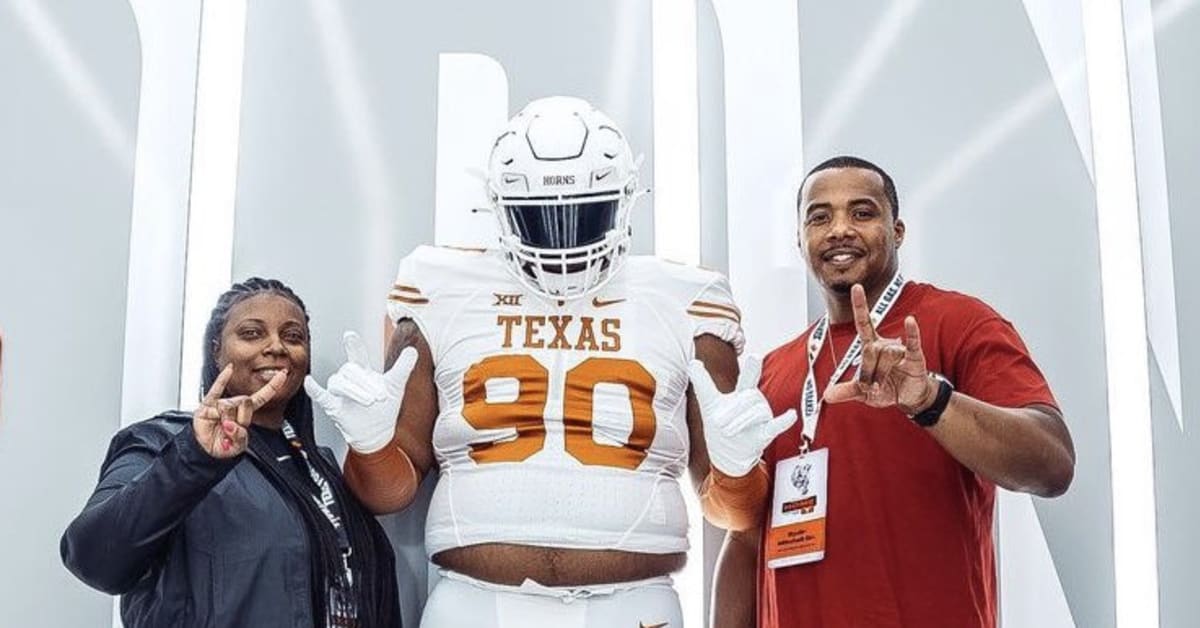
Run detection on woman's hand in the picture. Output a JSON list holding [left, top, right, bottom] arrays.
[[193, 364, 288, 458]]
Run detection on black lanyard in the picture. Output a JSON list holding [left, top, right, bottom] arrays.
[[280, 422, 350, 554], [278, 422, 354, 583], [252, 423, 359, 624]]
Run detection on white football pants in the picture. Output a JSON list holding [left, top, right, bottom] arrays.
[[420, 569, 684, 628]]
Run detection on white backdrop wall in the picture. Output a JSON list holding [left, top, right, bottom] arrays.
[[1, 2, 1198, 627], [1142, 0, 1200, 625], [0, 1, 141, 626]]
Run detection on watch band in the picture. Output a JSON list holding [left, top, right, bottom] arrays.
[[910, 373, 954, 427]]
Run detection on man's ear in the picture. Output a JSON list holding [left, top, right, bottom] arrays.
[[796, 207, 807, 254], [894, 217, 906, 248]]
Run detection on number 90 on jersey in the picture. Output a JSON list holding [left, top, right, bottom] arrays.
[[460, 354, 658, 471]]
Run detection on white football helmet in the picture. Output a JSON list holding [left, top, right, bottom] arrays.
[[486, 96, 643, 300]]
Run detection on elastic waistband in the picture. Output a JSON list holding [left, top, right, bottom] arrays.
[[438, 569, 674, 602]]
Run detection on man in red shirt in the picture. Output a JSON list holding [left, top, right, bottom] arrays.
[[712, 156, 1075, 628]]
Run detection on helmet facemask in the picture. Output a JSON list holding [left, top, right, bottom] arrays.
[[491, 184, 636, 300]]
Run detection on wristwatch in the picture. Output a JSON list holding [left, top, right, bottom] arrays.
[[909, 372, 954, 428]]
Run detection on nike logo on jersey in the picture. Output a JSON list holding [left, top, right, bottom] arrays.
[[592, 296, 626, 308], [502, 174, 522, 184], [639, 622, 669, 628]]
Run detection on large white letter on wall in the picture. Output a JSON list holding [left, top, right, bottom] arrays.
[[708, 0, 808, 354]]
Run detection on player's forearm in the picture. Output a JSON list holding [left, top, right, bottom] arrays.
[[928, 395, 1074, 497], [343, 435, 421, 514], [712, 528, 760, 628], [700, 463, 769, 531]]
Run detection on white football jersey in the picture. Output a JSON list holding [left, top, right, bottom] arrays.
[[386, 246, 744, 557]]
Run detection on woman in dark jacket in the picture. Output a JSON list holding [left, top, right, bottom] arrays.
[[61, 278, 401, 627]]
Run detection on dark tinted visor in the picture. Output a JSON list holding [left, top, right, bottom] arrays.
[[503, 200, 619, 249]]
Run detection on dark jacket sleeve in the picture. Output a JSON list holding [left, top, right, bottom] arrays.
[[60, 415, 239, 594]]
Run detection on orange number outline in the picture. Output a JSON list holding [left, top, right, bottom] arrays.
[[460, 355, 657, 469]]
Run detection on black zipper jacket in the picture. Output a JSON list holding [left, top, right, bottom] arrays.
[[61, 411, 399, 627]]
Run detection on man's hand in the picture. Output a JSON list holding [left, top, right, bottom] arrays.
[[305, 331, 417, 454], [690, 355, 797, 477], [193, 364, 288, 458], [824, 283, 936, 415]]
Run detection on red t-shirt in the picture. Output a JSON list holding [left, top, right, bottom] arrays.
[[758, 282, 1058, 628]]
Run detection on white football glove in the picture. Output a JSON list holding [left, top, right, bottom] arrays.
[[689, 354, 798, 477], [304, 331, 418, 454]]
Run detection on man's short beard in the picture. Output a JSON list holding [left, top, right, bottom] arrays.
[[829, 280, 853, 295]]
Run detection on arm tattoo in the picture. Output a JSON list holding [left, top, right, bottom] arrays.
[[385, 318, 422, 368]]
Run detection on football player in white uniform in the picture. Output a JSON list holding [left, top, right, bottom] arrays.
[[306, 97, 796, 627]]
